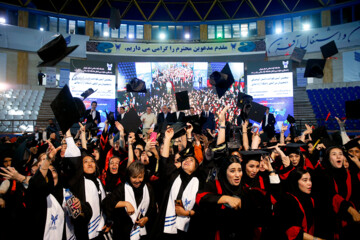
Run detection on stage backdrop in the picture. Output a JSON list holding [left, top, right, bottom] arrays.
[[69, 59, 116, 124], [116, 62, 245, 124], [246, 60, 294, 133]]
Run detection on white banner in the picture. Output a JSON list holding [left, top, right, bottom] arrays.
[[59, 69, 70, 87], [0, 24, 88, 58], [343, 50, 360, 82], [46, 67, 57, 88], [266, 21, 360, 57]]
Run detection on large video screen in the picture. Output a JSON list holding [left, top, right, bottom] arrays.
[[69, 60, 116, 123], [246, 60, 294, 132], [117, 62, 245, 121]]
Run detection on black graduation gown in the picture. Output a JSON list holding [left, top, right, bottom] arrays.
[[148, 156, 198, 240], [312, 166, 360, 239], [195, 178, 247, 240], [70, 174, 104, 240], [276, 192, 315, 240], [26, 169, 65, 240], [102, 182, 156, 240]]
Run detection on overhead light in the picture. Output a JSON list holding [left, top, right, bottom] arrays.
[[0, 17, 6, 24], [303, 23, 311, 31], [217, 33, 222, 38], [128, 33, 134, 39], [159, 32, 166, 40], [40, 27, 44, 31], [241, 31, 248, 37], [275, 27, 282, 34], [184, 33, 190, 39], [103, 31, 109, 37]]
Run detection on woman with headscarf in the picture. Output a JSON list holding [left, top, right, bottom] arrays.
[[276, 168, 325, 240], [102, 161, 156, 240], [312, 146, 360, 239], [101, 156, 125, 193], [239, 150, 281, 239], [150, 127, 199, 240], [195, 155, 245, 240]]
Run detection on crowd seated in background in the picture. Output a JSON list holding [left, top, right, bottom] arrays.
[[1, 102, 360, 240]]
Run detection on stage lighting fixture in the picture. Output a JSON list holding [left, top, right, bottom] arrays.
[[128, 34, 134, 39], [303, 23, 311, 31], [0, 17, 6, 24], [241, 31, 248, 37], [40, 27, 44, 31], [275, 27, 282, 34], [184, 33, 190, 39], [159, 33, 166, 40], [103, 31, 109, 37]]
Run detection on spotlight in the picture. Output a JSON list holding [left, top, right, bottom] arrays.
[[184, 33, 190, 39], [128, 33, 134, 39], [0, 17, 5, 24], [103, 31, 109, 37], [275, 27, 282, 34], [217, 33, 222, 38], [159, 32, 166, 40], [241, 31, 248, 37], [40, 27, 44, 31], [303, 23, 311, 31]]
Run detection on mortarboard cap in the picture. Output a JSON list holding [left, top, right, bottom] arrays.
[[179, 147, 195, 160], [50, 85, 85, 134], [106, 111, 115, 125], [159, 121, 187, 139], [175, 91, 190, 111], [239, 150, 269, 162], [287, 114, 296, 124], [283, 142, 306, 155], [37, 35, 79, 67], [290, 47, 307, 63], [345, 100, 360, 119], [311, 126, 329, 143], [320, 40, 338, 59], [344, 138, 360, 151], [210, 63, 235, 99], [81, 88, 96, 100], [120, 108, 142, 133], [237, 92, 253, 108], [109, 7, 121, 29], [304, 59, 326, 78], [126, 78, 147, 93], [248, 101, 267, 123]]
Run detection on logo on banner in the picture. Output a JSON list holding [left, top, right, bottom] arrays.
[[282, 61, 289, 68], [107, 63, 113, 71]]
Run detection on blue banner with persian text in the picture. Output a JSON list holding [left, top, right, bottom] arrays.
[[266, 21, 360, 57], [87, 40, 265, 56]]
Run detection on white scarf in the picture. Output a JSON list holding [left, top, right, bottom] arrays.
[[44, 194, 65, 240], [84, 177, 106, 239], [125, 182, 150, 240], [164, 175, 199, 234], [62, 189, 77, 240]]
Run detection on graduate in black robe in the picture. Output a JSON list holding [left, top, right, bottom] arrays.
[[149, 127, 199, 240], [102, 161, 156, 240]]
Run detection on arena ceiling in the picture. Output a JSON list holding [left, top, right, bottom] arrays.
[[2, 0, 355, 22]]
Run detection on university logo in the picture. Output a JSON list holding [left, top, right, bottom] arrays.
[[282, 61, 289, 68], [184, 199, 191, 209], [107, 63, 113, 71], [50, 214, 58, 230]]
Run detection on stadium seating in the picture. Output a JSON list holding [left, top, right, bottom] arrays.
[[307, 86, 360, 130], [0, 88, 45, 132]]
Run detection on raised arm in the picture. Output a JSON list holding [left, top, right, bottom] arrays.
[[217, 106, 229, 146], [242, 120, 250, 151], [280, 123, 288, 144], [79, 122, 87, 150], [335, 116, 350, 144]]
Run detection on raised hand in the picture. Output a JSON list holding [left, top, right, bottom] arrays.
[[164, 128, 174, 140]]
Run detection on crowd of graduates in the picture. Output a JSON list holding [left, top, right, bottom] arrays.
[[0, 104, 360, 240]]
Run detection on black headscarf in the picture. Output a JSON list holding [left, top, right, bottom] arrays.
[[218, 155, 242, 196]]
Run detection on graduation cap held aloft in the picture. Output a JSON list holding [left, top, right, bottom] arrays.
[[210, 63, 235, 99], [304, 59, 326, 78], [81, 88, 96, 100], [321, 40, 338, 59], [248, 101, 267, 123], [37, 35, 78, 67], [237, 92, 253, 122], [127, 78, 147, 93], [120, 108, 142, 133], [50, 84, 86, 134], [175, 91, 190, 111], [344, 138, 360, 151], [282, 142, 306, 155], [239, 150, 269, 162], [109, 7, 121, 29]]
